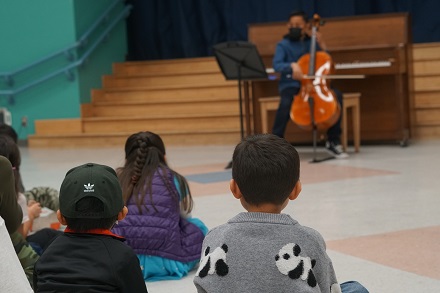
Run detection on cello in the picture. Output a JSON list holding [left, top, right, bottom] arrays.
[[290, 14, 340, 131]]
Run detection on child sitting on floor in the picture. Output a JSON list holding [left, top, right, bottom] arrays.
[[33, 163, 147, 292], [112, 131, 208, 281], [193, 134, 368, 293], [0, 135, 60, 255], [0, 124, 59, 211]]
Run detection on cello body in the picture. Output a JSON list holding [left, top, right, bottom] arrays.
[[290, 15, 340, 131]]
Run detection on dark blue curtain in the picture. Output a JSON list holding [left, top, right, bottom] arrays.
[[125, 0, 440, 61]]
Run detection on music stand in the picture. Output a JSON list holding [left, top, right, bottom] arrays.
[[213, 41, 267, 168]]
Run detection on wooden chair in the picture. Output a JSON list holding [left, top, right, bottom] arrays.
[[259, 92, 361, 152]]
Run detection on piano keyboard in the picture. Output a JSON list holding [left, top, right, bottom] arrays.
[[265, 60, 392, 74], [334, 61, 392, 69]]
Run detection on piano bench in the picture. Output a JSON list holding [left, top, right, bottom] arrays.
[[259, 92, 361, 152]]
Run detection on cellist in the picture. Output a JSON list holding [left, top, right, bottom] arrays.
[[272, 10, 348, 159]]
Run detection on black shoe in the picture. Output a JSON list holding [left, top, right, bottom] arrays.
[[325, 141, 349, 159]]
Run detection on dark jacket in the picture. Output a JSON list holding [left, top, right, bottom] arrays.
[[33, 229, 148, 293], [273, 37, 321, 93], [112, 168, 205, 263]]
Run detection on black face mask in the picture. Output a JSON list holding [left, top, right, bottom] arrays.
[[287, 27, 302, 41]]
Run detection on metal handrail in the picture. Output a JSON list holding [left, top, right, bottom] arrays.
[[0, 0, 131, 101]]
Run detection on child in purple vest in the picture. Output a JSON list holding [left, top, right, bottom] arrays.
[[112, 131, 208, 281]]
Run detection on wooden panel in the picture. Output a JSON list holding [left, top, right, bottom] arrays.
[[34, 119, 82, 135], [412, 125, 440, 139], [102, 72, 233, 88], [81, 104, 94, 117], [411, 43, 440, 138], [320, 13, 409, 49], [28, 130, 241, 148], [89, 100, 239, 117], [413, 76, 440, 92], [413, 60, 440, 76], [248, 22, 285, 57], [413, 91, 440, 108], [113, 57, 220, 76], [412, 43, 440, 61], [29, 134, 127, 148], [82, 114, 240, 133], [92, 85, 238, 103], [414, 109, 440, 126], [248, 13, 409, 56]]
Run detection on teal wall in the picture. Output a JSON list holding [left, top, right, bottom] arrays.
[[0, 0, 128, 138], [73, 0, 128, 104]]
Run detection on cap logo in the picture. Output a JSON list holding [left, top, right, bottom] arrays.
[[84, 183, 95, 192]]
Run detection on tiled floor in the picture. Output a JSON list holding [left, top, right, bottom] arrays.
[[20, 140, 440, 292]]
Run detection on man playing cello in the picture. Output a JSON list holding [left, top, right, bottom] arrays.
[[272, 10, 348, 159]]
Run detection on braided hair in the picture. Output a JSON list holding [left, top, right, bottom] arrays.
[[117, 131, 193, 214]]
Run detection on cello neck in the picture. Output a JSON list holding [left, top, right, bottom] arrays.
[[308, 25, 318, 75], [308, 13, 322, 76]]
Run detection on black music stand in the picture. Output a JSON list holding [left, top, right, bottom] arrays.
[[213, 41, 267, 168]]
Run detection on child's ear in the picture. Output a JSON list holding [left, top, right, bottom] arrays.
[[288, 181, 302, 201], [56, 210, 68, 225], [117, 206, 128, 221], [230, 179, 242, 200]]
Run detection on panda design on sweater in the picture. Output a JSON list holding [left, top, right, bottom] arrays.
[[196, 244, 229, 278], [275, 243, 317, 287]]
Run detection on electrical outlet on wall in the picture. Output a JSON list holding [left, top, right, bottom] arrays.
[[21, 116, 28, 127]]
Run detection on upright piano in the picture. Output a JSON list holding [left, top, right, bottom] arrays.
[[247, 13, 412, 145]]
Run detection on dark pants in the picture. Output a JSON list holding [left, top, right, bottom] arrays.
[[27, 228, 62, 255], [272, 87, 343, 144], [341, 281, 369, 293]]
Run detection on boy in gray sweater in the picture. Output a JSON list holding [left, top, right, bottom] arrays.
[[193, 134, 367, 293]]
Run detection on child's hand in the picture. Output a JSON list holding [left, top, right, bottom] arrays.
[[28, 202, 42, 220]]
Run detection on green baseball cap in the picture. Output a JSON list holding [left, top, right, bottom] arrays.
[[59, 163, 124, 219]]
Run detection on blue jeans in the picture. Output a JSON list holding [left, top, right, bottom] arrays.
[[341, 281, 369, 293], [272, 87, 343, 144]]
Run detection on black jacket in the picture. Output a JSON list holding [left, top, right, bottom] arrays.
[[33, 230, 148, 293]]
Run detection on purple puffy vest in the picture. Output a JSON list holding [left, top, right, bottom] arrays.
[[112, 168, 205, 263]]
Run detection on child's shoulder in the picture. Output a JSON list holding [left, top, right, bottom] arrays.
[[62, 233, 137, 262], [200, 222, 230, 243], [52, 232, 132, 251], [203, 213, 327, 249]]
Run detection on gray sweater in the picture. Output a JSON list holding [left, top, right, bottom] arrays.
[[193, 212, 341, 293]]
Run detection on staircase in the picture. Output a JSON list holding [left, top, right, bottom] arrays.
[[28, 57, 242, 147]]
